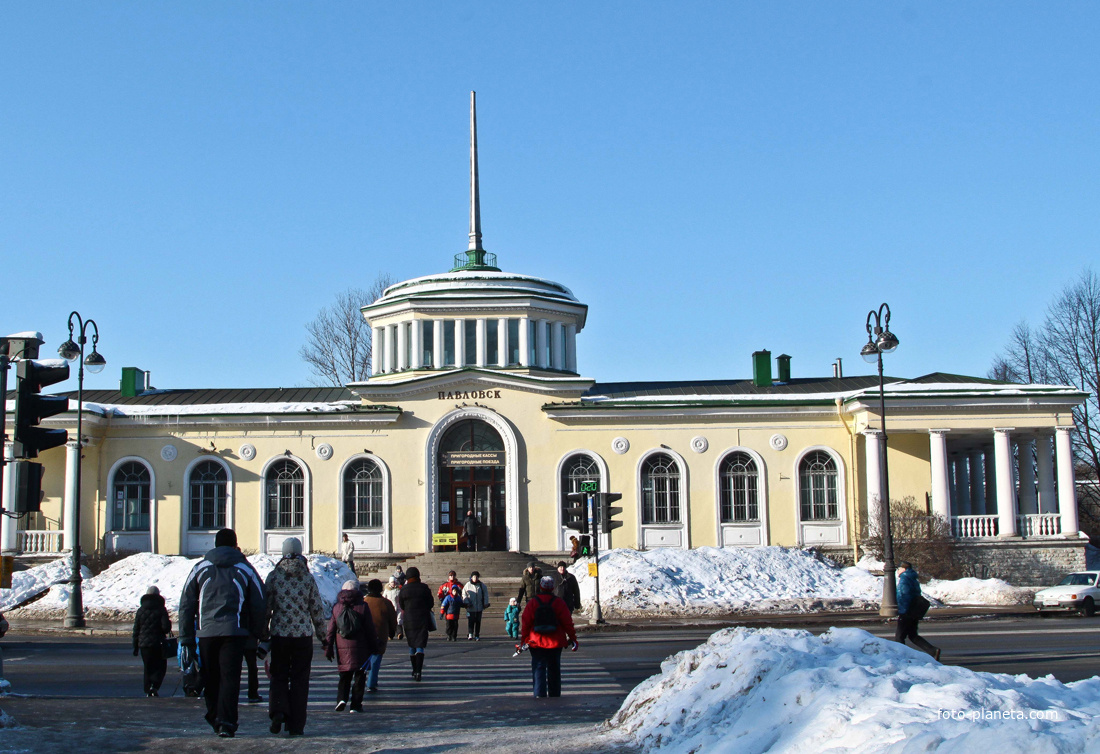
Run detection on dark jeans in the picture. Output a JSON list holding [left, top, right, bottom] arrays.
[[529, 646, 563, 698], [337, 669, 366, 708], [467, 611, 483, 638], [140, 646, 167, 694], [466, 533, 478, 551], [445, 618, 459, 640], [895, 613, 938, 656], [243, 646, 259, 699], [198, 636, 247, 732], [268, 636, 314, 735]]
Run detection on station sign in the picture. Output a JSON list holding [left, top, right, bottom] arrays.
[[442, 451, 505, 467]]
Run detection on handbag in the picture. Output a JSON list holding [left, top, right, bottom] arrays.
[[162, 634, 179, 660], [428, 611, 437, 632], [910, 595, 931, 621]]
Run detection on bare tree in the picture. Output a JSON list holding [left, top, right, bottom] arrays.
[[299, 274, 395, 386], [990, 269, 1100, 536]]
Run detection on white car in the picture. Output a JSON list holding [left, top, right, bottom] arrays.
[[1033, 571, 1100, 616]]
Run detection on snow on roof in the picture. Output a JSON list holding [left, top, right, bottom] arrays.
[[84, 400, 366, 417]]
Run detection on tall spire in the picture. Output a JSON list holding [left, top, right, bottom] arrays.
[[468, 90, 482, 251]]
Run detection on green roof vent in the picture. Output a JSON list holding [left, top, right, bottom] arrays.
[[752, 350, 772, 387], [776, 354, 791, 383]]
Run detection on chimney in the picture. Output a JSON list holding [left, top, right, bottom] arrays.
[[120, 367, 151, 397], [776, 354, 791, 383], [752, 350, 772, 387], [832, 357, 844, 379]]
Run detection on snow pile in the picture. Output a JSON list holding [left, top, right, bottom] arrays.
[[9, 553, 354, 621], [924, 577, 1034, 606], [571, 547, 882, 616], [603, 626, 1100, 753], [0, 559, 92, 612]]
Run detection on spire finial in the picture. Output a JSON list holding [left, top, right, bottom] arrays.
[[468, 90, 482, 251]]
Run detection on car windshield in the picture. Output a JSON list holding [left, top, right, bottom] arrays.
[[1057, 573, 1096, 586]]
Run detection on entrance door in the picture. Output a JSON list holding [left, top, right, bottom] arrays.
[[439, 420, 507, 550]]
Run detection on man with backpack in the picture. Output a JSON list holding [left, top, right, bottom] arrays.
[[894, 561, 941, 661], [179, 528, 266, 738], [519, 576, 578, 698]]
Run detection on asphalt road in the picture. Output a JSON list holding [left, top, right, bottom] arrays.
[[0, 615, 1096, 752]]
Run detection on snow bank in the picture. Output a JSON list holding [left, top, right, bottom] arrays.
[[9, 553, 354, 621], [0, 559, 92, 612], [924, 577, 1034, 606], [603, 626, 1100, 753], [571, 547, 882, 617]]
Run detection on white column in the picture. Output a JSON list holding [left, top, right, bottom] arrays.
[[381, 326, 392, 374], [863, 430, 884, 536], [497, 318, 508, 367], [433, 320, 443, 368], [1036, 434, 1057, 514], [371, 327, 383, 376], [1056, 426, 1079, 536], [984, 444, 996, 513], [929, 430, 951, 520], [1, 443, 16, 554], [411, 320, 423, 369], [994, 429, 1018, 537], [63, 440, 81, 552], [552, 321, 565, 369], [475, 318, 487, 367], [396, 323, 408, 371], [968, 450, 986, 515], [1017, 439, 1037, 515], [518, 318, 530, 367], [535, 319, 549, 368], [454, 319, 466, 367], [565, 324, 577, 373]]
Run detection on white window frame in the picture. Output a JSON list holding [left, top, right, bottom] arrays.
[[339, 453, 391, 554], [555, 450, 610, 550], [106, 456, 156, 553], [635, 448, 690, 550], [713, 447, 769, 547], [794, 445, 848, 547], [259, 454, 312, 554], [183, 456, 233, 532]]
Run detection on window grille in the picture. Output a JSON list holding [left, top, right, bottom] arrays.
[[799, 450, 839, 520], [560, 454, 600, 521], [719, 452, 759, 522], [344, 458, 383, 529], [113, 461, 151, 531], [189, 460, 227, 530], [266, 459, 305, 529], [642, 453, 681, 524]]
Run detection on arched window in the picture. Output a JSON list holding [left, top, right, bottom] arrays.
[[188, 461, 227, 530], [719, 452, 759, 523], [113, 461, 151, 531], [560, 454, 600, 521], [266, 459, 304, 529], [800, 450, 839, 521], [344, 458, 383, 529], [642, 453, 681, 524]]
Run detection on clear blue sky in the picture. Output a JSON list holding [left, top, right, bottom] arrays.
[[3, 3, 1098, 392]]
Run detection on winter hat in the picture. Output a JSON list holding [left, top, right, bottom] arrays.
[[367, 579, 383, 596], [470, 570, 480, 579], [539, 576, 555, 592], [214, 528, 237, 548], [387, 576, 397, 585], [508, 597, 517, 606], [451, 584, 461, 594], [527, 561, 538, 570], [405, 566, 420, 581], [557, 561, 567, 569], [281, 537, 303, 557], [342, 579, 360, 592], [146, 585, 160, 596]]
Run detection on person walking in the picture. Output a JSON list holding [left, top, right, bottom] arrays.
[[363, 579, 397, 692], [263, 537, 327, 737], [441, 584, 463, 641], [132, 585, 172, 697], [392, 565, 407, 588], [383, 576, 404, 640], [553, 561, 582, 614], [326, 579, 378, 713], [395, 566, 434, 681], [517, 562, 542, 604], [463, 571, 490, 640], [894, 561, 940, 661], [340, 533, 356, 572], [462, 509, 479, 551], [179, 528, 266, 738], [568, 535, 580, 563], [519, 576, 578, 698], [437, 570, 463, 601], [504, 598, 520, 639]]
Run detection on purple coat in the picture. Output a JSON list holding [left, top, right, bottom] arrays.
[[326, 589, 379, 672]]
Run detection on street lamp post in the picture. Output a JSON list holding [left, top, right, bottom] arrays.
[[57, 313, 105, 629], [861, 303, 899, 618]]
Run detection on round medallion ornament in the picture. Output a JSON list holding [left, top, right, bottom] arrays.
[[769, 434, 789, 452], [611, 437, 630, 455], [239, 443, 257, 461], [160, 444, 178, 462], [316, 443, 334, 461], [690, 436, 709, 454]]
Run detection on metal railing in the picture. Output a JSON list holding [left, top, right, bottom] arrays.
[[451, 251, 498, 271], [951, 515, 999, 539], [1017, 514, 1062, 538], [18, 530, 63, 554]]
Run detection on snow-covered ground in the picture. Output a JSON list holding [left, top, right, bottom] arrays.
[[0, 558, 92, 612], [570, 547, 1036, 616], [602, 626, 1100, 753], [3, 553, 354, 621]]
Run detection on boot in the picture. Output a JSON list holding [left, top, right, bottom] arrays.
[[413, 653, 424, 681], [410, 655, 418, 679]]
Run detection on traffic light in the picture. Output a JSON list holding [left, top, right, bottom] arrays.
[[11, 460, 45, 513], [599, 492, 624, 533], [13, 358, 70, 459], [564, 491, 589, 534]]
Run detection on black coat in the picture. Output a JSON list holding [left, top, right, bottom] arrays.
[[554, 571, 582, 612], [133, 593, 171, 649], [517, 568, 542, 603], [396, 580, 434, 649]]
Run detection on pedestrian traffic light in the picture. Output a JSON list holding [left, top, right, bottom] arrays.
[[599, 492, 624, 533], [13, 359, 69, 459], [11, 460, 45, 513], [564, 491, 589, 534]]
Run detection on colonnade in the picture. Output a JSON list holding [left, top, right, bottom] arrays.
[[1, 439, 82, 555]]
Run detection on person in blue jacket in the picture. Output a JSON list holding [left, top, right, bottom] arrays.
[[894, 561, 940, 660]]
